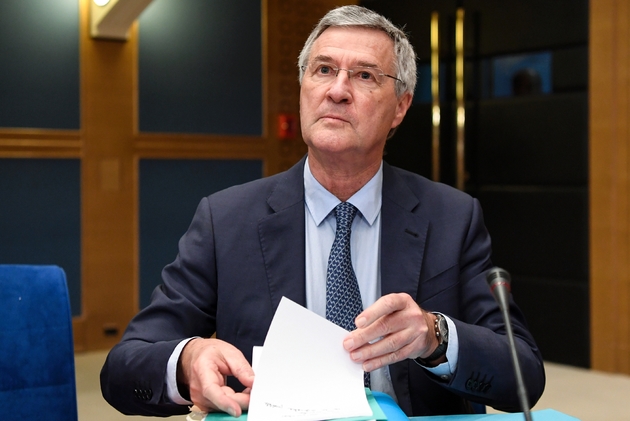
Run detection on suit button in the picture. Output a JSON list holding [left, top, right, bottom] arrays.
[[134, 388, 153, 401], [466, 372, 492, 394]]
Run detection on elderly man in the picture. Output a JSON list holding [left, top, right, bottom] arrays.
[[101, 5, 545, 417]]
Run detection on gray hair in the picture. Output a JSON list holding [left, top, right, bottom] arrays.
[[298, 5, 417, 98]]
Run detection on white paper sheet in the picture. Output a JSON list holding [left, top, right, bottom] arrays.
[[247, 297, 373, 421]]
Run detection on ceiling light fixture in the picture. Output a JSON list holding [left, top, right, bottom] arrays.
[[90, 0, 154, 41]]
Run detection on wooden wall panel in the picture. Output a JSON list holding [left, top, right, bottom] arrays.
[[80, 0, 138, 351], [590, 0, 630, 374], [0, 130, 80, 158], [265, 0, 357, 175]]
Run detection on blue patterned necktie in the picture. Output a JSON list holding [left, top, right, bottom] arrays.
[[326, 202, 370, 388]]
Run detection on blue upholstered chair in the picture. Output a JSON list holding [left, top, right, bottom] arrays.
[[0, 265, 78, 421]]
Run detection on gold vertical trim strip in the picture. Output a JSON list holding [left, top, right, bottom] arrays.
[[431, 11, 440, 182], [261, 0, 269, 141], [455, 7, 465, 190]]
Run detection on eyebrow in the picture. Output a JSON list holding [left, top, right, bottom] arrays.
[[311, 55, 380, 69]]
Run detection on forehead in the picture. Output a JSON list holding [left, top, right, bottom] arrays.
[[310, 26, 395, 68]]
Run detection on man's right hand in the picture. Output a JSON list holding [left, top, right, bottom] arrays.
[[178, 338, 255, 417]]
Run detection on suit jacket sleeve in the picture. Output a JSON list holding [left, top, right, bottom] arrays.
[[100, 196, 222, 416], [439, 198, 545, 412], [100, 162, 305, 417], [395, 186, 544, 415]]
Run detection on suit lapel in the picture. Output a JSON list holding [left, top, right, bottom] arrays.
[[258, 157, 307, 311], [380, 162, 429, 415], [380, 163, 428, 298]]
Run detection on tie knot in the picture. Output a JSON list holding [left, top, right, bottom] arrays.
[[334, 202, 358, 231]]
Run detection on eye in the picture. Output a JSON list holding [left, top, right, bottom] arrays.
[[357, 70, 375, 80], [315, 64, 335, 76], [351, 67, 381, 84]]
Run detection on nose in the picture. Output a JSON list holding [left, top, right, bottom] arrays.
[[326, 69, 353, 103]]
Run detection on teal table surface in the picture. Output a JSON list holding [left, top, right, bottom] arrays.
[[201, 391, 579, 421], [411, 409, 580, 421]]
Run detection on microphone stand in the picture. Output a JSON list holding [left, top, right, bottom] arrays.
[[488, 268, 533, 421], [499, 296, 533, 421]]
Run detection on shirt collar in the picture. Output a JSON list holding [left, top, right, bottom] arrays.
[[304, 156, 383, 226]]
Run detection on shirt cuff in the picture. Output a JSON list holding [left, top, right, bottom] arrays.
[[422, 314, 459, 378], [166, 337, 197, 405]]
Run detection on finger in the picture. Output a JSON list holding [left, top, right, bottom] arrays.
[[210, 387, 252, 413], [220, 348, 255, 388], [201, 383, 245, 417], [345, 301, 416, 352], [346, 304, 431, 362], [188, 368, 228, 413], [355, 293, 408, 329], [188, 340, 254, 416], [345, 314, 394, 352], [349, 327, 415, 363], [361, 340, 421, 372], [226, 390, 251, 410]]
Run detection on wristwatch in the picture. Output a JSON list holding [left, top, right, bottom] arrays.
[[415, 313, 449, 366]]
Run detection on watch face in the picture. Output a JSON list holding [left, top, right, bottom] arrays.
[[437, 316, 449, 342]]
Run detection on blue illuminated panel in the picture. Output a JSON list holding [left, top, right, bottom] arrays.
[[138, 0, 262, 135], [0, 0, 79, 129], [139, 159, 263, 308], [0, 159, 81, 315]]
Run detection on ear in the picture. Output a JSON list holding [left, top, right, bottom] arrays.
[[391, 92, 413, 129]]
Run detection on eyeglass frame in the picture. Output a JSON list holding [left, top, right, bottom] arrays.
[[300, 62, 405, 88]]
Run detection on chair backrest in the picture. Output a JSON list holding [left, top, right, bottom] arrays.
[[0, 265, 78, 421]]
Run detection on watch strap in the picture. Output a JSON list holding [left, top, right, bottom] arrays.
[[414, 313, 448, 366]]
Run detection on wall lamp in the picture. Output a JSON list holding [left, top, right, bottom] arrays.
[[90, 0, 154, 41]]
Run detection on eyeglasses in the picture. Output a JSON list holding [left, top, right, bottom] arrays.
[[301, 62, 403, 89]]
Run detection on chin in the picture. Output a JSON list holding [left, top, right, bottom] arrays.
[[308, 136, 355, 154]]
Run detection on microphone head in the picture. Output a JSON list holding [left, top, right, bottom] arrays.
[[486, 267, 512, 293]]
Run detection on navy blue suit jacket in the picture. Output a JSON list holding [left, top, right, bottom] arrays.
[[101, 157, 545, 417]]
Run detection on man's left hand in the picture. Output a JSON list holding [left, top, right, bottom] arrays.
[[343, 293, 441, 371]]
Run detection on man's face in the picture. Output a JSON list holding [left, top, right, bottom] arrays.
[[299, 26, 412, 166]]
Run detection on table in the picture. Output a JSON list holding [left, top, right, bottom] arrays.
[[374, 392, 579, 421]]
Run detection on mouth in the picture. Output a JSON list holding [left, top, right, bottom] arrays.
[[319, 114, 348, 123]]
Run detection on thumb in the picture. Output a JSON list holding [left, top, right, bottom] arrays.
[[222, 350, 255, 388]]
